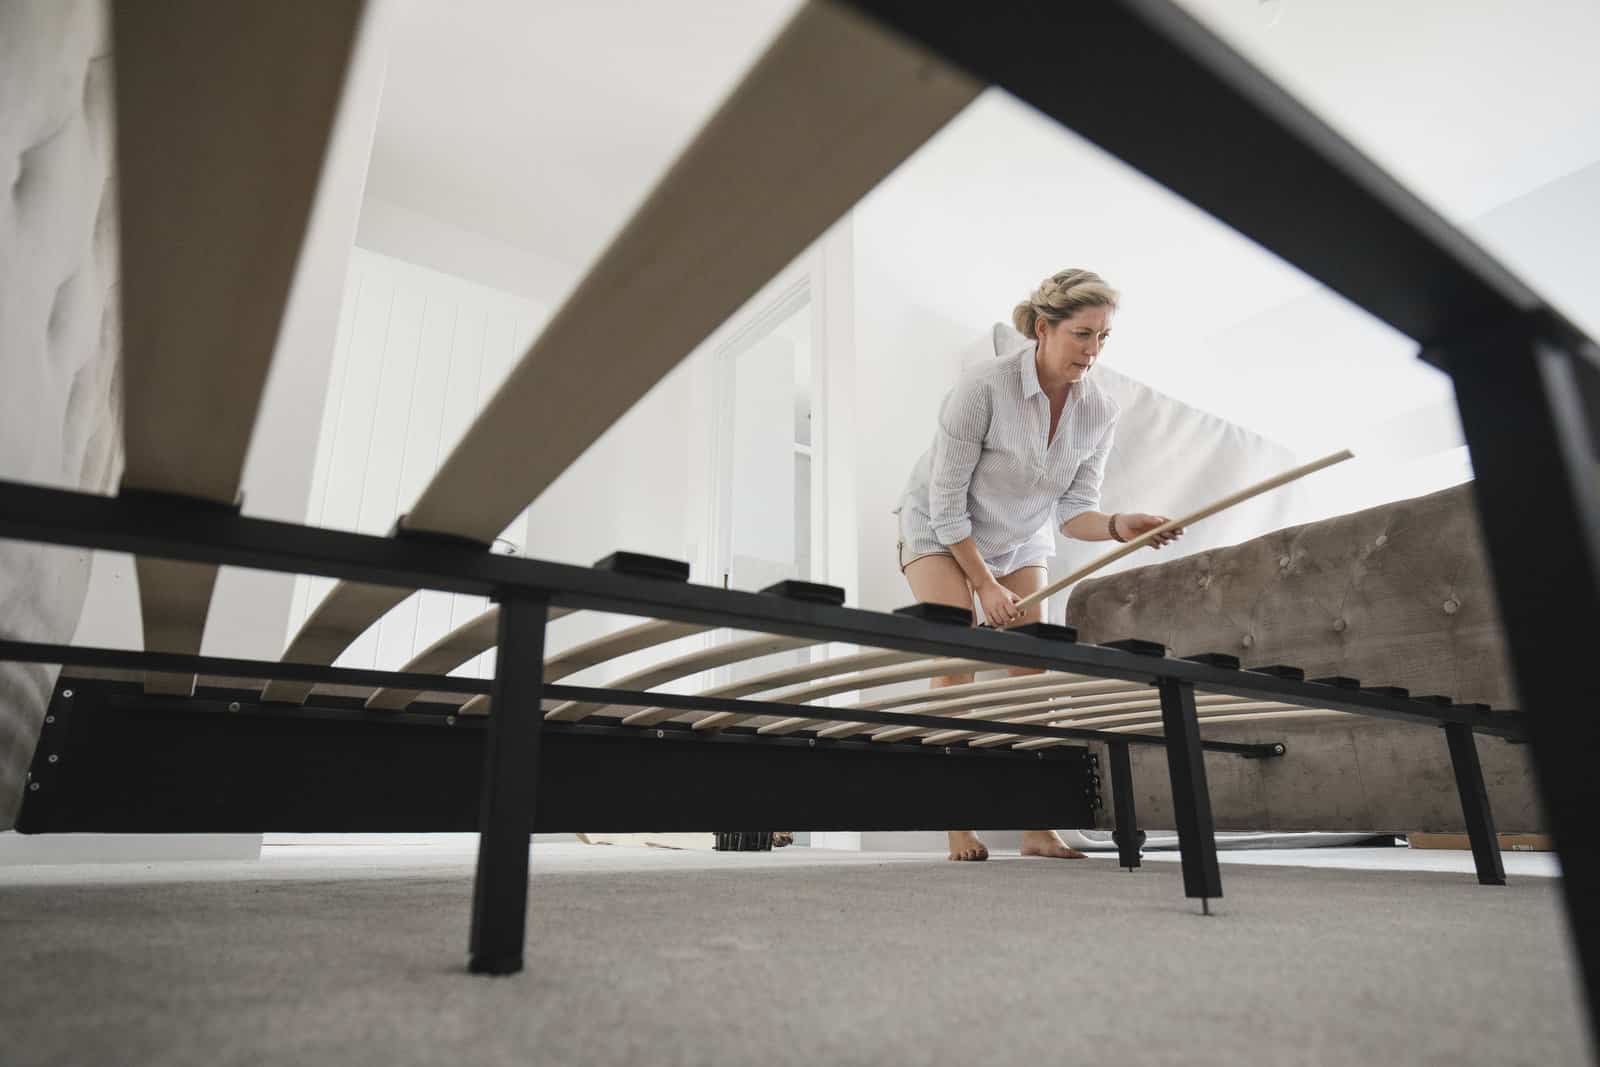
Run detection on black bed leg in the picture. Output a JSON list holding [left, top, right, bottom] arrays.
[[1159, 679, 1222, 909], [1443, 723, 1506, 886], [468, 594, 550, 975], [1108, 741, 1141, 871], [1445, 333, 1600, 1040]]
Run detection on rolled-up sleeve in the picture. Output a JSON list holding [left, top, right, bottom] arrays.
[[1055, 418, 1117, 530], [928, 375, 990, 545]]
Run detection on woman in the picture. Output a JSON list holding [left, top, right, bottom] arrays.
[[895, 269, 1184, 862]]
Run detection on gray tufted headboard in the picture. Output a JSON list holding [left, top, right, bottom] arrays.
[[0, 0, 123, 828], [1065, 482, 1539, 833], [1066, 481, 1514, 709]]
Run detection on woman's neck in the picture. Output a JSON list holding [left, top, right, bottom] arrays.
[[1034, 348, 1075, 402]]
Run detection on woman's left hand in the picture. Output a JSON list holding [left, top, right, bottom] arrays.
[[1117, 512, 1184, 548]]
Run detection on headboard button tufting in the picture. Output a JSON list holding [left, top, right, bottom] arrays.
[[1443, 598, 1460, 615]]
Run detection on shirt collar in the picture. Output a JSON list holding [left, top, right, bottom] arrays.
[[1018, 343, 1045, 400]]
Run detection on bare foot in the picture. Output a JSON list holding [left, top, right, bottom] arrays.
[[947, 830, 989, 862], [1020, 830, 1087, 859]]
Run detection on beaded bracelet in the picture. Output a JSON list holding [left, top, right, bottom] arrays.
[[1109, 513, 1127, 543]]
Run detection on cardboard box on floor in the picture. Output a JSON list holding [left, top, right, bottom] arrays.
[[1408, 832, 1553, 852]]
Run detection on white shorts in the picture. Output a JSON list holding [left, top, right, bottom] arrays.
[[895, 502, 1052, 578]]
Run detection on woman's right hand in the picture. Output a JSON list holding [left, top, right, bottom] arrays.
[[976, 580, 1023, 628]]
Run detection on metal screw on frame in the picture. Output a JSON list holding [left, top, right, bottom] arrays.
[[446, 716, 456, 726], [47, 754, 58, 764], [228, 702, 241, 712], [62, 689, 73, 700]]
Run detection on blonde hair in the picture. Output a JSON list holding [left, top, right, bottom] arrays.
[[1012, 269, 1120, 338]]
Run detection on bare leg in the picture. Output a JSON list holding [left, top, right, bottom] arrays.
[[903, 554, 987, 861], [996, 566, 1086, 860]]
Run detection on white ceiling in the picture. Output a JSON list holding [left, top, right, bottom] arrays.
[[368, 0, 1600, 274], [365, 0, 800, 273]]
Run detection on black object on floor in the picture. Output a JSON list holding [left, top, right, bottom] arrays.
[[714, 832, 775, 852]]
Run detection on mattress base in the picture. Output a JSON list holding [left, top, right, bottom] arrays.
[[16, 679, 1099, 836]]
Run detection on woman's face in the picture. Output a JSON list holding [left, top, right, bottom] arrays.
[[1036, 307, 1114, 382]]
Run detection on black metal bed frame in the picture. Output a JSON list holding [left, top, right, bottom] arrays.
[[0, 0, 1593, 1039], [0, 482, 1522, 951]]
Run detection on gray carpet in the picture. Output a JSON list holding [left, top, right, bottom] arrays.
[[0, 848, 1589, 1066]]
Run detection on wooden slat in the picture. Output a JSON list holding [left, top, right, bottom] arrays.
[[262, 584, 411, 704], [544, 633, 821, 722], [1098, 709, 1352, 734], [618, 648, 923, 727], [362, 606, 574, 710], [942, 695, 1293, 747], [115, 0, 367, 694], [267, 1, 980, 700], [1000, 703, 1320, 750], [837, 678, 1147, 742], [691, 658, 991, 732], [868, 685, 1176, 744], [455, 619, 709, 715]]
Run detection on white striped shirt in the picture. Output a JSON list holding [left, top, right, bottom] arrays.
[[899, 330, 1120, 566]]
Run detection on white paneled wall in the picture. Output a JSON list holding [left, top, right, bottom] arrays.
[[288, 248, 546, 674]]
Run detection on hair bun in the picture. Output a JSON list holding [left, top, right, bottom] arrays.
[[1013, 269, 1119, 337]]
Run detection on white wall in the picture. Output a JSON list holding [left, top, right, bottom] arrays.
[[288, 246, 545, 676]]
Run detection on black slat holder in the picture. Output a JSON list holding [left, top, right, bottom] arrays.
[[468, 592, 552, 975], [1158, 678, 1223, 912]]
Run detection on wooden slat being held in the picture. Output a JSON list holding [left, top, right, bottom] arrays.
[[1009, 449, 1355, 616]]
